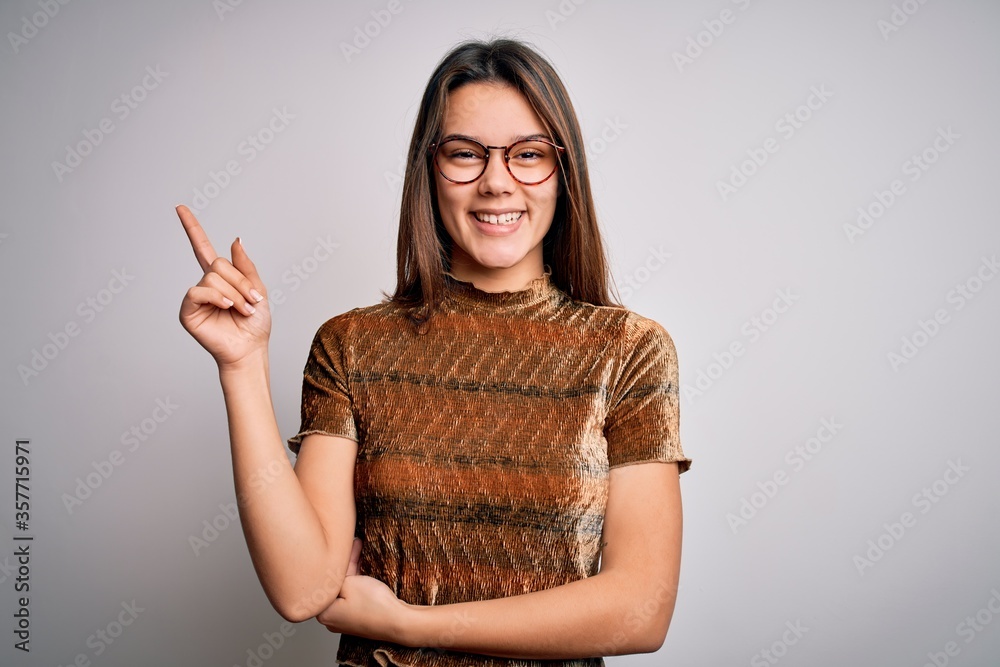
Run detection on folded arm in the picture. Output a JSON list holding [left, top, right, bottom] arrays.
[[319, 460, 684, 658]]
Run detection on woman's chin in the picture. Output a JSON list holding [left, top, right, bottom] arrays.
[[466, 252, 527, 271]]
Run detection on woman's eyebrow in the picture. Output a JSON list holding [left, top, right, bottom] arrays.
[[439, 133, 479, 143], [438, 132, 554, 144], [510, 133, 553, 143]]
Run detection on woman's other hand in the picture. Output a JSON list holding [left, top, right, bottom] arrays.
[[316, 538, 414, 644]]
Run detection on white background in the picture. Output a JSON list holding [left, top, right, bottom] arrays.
[[1, 0, 998, 665]]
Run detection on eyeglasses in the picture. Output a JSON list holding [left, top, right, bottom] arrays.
[[429, 137, 566, 185]]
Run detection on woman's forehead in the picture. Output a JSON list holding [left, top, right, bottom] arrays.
[[442, 82, 546, 138]]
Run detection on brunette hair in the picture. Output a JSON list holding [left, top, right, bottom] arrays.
[[383, 38, 622, 332]]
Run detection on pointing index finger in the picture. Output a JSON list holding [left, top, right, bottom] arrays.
[[176, 204, 218, 273]]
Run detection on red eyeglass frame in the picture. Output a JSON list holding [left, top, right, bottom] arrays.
[[428, 137, 567, 185]]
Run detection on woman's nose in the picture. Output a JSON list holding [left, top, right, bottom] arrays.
[[478, 149, 516, 195]]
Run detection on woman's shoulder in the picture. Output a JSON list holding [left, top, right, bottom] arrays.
[[571, 298, 675, 341], [578, 303, 677, 363], [620, 308, 674, 341]]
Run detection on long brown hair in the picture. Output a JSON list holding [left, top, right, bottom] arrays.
[[382, 38, 623, 332]]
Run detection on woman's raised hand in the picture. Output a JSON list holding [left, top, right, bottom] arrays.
[[176, 205, 272, 369]]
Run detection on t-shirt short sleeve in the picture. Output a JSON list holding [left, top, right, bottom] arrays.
[[286, 314, 359, 455], [604, 315, 691, 473]]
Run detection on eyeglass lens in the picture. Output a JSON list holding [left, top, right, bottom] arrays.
[[435, 139, 559, 184]]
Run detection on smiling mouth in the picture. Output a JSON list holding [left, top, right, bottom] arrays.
[[474, 211, 523, 225]]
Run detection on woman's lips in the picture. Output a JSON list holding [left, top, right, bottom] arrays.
[[470, 211, 524, 236]]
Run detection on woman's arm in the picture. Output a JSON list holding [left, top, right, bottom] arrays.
[[319, 460, 683, 657], [220, 362, 359, 623], [175, 205, 357, 623]]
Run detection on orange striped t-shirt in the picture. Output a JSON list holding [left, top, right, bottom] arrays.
[[287, 269, 690, 666]]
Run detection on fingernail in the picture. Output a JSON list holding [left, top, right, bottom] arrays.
[[250, 288, 264, 303], [222, 297, 234, 307], [237, 236, 244, 248], [244, 302, 256, 315]]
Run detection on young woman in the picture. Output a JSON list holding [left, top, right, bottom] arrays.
[[177, 38, 691, 666]]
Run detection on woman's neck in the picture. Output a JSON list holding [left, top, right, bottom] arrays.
[[445, 256, 548, 294]]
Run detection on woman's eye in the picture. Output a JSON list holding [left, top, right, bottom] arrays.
[[510, 144, 548, 161], [511, 152, 543, 164]]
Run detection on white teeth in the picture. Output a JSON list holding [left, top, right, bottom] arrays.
[[475, 211, 522, 225]]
